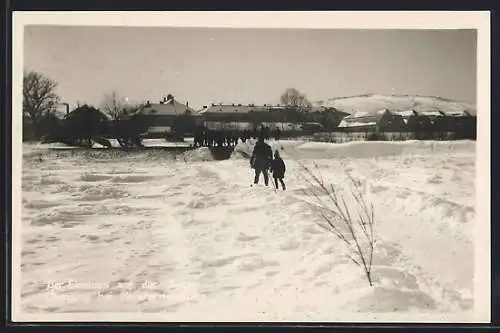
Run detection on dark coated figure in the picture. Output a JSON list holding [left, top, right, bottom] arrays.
[[250, 136, 273, 186], [270, 149, 286, 191]]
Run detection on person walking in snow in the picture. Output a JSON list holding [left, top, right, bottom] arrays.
[[270, 149, 286, 190], [250, 135, 273, 186]]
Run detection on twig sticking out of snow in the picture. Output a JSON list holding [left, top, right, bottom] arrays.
[[288, 149, 376, 287]]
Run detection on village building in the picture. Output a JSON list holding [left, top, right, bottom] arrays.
[[337, 109, 406, 133], [197, 103, 260, 131], [393, 108, 476, 139], [449, 109, 476, 139], [198, 103, 347, 132], [302, 106, 350, 131], [136, 96, 200, 138], [392, 109, 439, 133]]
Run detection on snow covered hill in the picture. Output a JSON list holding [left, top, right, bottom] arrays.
[[313, 94, 476, 116]]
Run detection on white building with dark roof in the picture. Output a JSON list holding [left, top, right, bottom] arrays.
[[136, 97, 200, 137], [338, 108, 406, 132], [198, 102, 347, 131]]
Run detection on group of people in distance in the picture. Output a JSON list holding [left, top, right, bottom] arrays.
[[192, 126, 281, 148], [192, 126, 287, 191], [250, 135, 286, 191]]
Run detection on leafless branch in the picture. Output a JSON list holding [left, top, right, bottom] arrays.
[[293, 152, 376, 286]]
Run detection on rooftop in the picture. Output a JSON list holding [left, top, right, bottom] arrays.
[[197, 103, 341, 114], [138, 98, 195, 116]]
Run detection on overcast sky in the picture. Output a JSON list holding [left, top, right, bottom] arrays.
[[24, 26, 476, 110]]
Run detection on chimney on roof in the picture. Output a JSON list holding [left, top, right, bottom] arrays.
[[186, 101, 189, 108], [203, 105, 207, 109], [211, 103, 215, 107]]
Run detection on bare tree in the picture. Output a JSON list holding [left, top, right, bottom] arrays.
[[101, 91, 127, 120], [23, 70, 60, 134], [280, 88, 312, 109], [101, 91, 145, 120]]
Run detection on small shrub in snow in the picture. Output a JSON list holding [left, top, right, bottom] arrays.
[[298, 161, 376, 286]]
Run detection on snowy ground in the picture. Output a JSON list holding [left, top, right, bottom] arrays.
[[17, 138, 479, 322]]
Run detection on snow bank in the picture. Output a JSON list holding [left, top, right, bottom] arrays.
[[283, 140, 475, 160], [286, 143, 476, 312], [182, 147, 216, 162], [230, 139, 475, 162], [231, 141, 255, 160]]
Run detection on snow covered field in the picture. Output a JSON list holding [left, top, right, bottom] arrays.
[[17, 139, 481, 322]]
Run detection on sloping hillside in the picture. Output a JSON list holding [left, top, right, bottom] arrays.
[[314, 94, 476, 116]]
